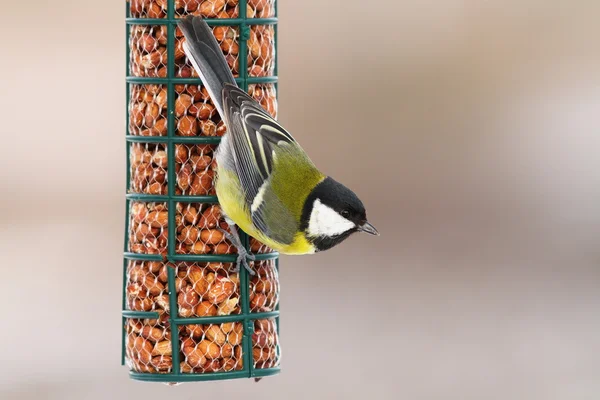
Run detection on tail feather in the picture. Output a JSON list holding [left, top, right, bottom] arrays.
[[177, 16, 237, 118]]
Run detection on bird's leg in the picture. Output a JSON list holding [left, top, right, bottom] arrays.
[[219, 221, 255, 276]]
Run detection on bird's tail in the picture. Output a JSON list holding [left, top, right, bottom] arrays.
[[177, 16, 237, 118]]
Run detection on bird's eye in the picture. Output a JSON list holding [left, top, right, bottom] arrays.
[[341, 210, 350, 217]]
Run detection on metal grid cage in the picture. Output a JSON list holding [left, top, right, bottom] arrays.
[[123, 0, 280, 383]]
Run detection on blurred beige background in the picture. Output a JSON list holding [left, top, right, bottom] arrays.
[[1, 1, 600, 399]]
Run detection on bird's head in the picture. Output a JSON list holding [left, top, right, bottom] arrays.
[[301, 177, 379, 252]]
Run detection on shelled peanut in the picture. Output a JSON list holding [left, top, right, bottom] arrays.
[[247, 25, 275, 77], [248, 84, 277, 118], [252, 318, 280, 369], [175, 262, 241, 317], [129, 26, 168, 78], [175, 203, 235, 254], [180, 322, 244, 373], [129, 0, 165, 19], [129, 84, 168, 136], [124, 260, 173, 373], [126, 318, 174, 373], [173, 86, 224, 137], [175, 144, 217, 193], [126, 260, 171, 312], [249, 260, 279, 312], [249, 237, 273, 254], [129, 202, 169, 255], [130, 143, 168, 194]]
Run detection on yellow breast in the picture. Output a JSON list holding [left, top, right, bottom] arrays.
[[215, 169, 315, 255]]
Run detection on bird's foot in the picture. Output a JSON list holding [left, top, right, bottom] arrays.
[[218, 227, 256, 276], [232, 247, 256, 276]]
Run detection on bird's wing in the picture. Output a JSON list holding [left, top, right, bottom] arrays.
[[220, 84, 314, 244]]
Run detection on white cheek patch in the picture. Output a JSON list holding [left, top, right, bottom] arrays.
[[308, 199, 356, 237]]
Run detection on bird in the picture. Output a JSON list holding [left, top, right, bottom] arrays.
[[178, 16, 379, 275]]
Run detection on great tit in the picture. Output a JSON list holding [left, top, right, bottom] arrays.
[[178, 16, 379, 274]]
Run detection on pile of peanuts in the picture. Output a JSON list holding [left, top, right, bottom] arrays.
[[129, 24, 274, 80], [180, 322, 244, 372], [129, 84, 168, 137], [247, 25, 275, 78], [129, 0, 276, 20], [129, 202, 169, 255], [130, 143, 169, 194], [172, 83, 276, 137], [124, 260, 280, 373], [175, 144, 217, 194], [128, 201, 279, 257], [249, 260, 279, 312], [174, 86, 224, 137], [126, 317, 174, 373], [252, 318, 280, 369], [129, 26, 168, 78], [125, 260, 172, 373], [128, 82, 277, 137], [175, 262, 240, 317], [176, 261, 244, 372], [175, 203, 234, 254]]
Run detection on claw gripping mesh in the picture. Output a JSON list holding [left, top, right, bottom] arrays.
[[124, 0, 280, 382]]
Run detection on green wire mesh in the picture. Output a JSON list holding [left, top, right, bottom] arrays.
[[123, 0, 280, 382]]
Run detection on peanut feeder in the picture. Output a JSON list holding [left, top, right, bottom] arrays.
[[123, 0, 280, 383]]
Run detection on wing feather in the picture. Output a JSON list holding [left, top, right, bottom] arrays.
[[220, 84, 301, 243]]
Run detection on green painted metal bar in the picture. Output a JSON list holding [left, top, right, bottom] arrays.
[[124, 135, 226, 145], [168, 195, 220, 203], [125, 18, 277, 25], [169, 252, 278, 262], [252, 252, 280, 261], [129, 368, 280, 383], [238, 0, 254, 379], [125, 194, 170, 202], [166, 13, 177, 265], [160, 136, 223, 144], [122, 8, 132, 365], [275, 258, 281, 367], [126, 193, 218, 203], [247, 76, 278, 85], [125, 136, 222, 144], [129, 370, 254, 382], [125, 76, 276, 85], [123, 136, 169, 143], [123, 252, 164, 261], [165, 0, 182, 375], [126, 77, 243, 85], [167, 265, 182, 375], [123, 252, 278, 263], [121, 260, 128, 367], [173, 311, 279, 326], [272, 2, 281, 370], [250, 368, 281, 378], [122, 310, 161, 319]]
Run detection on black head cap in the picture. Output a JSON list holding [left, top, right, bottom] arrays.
[[301, 177, 377, 251]]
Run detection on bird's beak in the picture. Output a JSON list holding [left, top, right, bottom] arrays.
[[358, 221, 379, 236]]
